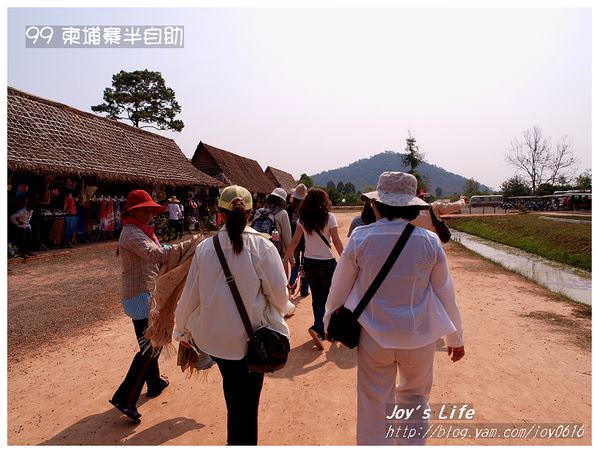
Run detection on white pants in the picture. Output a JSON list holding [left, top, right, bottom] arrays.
[[357, 329, 436, 445]]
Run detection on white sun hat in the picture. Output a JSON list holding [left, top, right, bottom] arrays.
[[269, 187, 288, 203], [363, 172, 429, 208]]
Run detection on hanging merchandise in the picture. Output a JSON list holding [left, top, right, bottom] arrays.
[[107, 198, 115, 232], [99, 197, 108, 232], [38, 175, 54, 206], [65, 177, 77, 191], [49, 216, 66, 246], [114, 198, 122, 231], [15, 182, 29, 197]]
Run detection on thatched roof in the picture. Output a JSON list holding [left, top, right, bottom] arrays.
[[191, 142, 276, 194], [7, 87, 223, 187], [264, 166, 297, 193]]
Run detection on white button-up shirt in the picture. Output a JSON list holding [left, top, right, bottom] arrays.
[[324, 218, 464, 349], [174, 226, 290, 360]]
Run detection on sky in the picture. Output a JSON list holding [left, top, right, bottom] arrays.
[[6, 6, 592, 190]]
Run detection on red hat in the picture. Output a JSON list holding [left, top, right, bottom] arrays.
[[125, 190, 166, 214]]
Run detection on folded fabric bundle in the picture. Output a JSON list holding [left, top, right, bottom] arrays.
[[144, 233, 215, 374]]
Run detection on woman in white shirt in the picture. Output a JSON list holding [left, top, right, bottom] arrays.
[[174, 185, 289, 446], [324, 172, 465, 446], [284, 188, 343, 349]]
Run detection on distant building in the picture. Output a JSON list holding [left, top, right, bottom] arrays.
[[191, 141, 276, 196], [8, 86, 220, 189], [264, 166, 297, 194]]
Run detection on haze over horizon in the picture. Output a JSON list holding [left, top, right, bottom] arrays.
[[7, 7, 592, 191]]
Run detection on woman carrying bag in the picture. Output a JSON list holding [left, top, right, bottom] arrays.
[[283, 188, 344, 350], [174, 185, 290, 446], [324, 172, 465, 445]]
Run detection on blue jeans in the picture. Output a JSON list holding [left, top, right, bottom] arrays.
[[64, 215, 77, 245], [302, 257, 337, 337]]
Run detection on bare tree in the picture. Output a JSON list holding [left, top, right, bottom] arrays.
[[506, 126, 577, 194], [547, 136, 576, 185]]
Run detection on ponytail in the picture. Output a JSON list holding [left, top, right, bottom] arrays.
[[221, 206, 247, 254]]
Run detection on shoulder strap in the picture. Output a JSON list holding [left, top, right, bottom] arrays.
[[212, 234, 255, 338], [352, 223, 415, 319], [316, 230, 331, 248]]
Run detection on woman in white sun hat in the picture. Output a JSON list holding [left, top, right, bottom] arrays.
[[324, 171, 465, 446]]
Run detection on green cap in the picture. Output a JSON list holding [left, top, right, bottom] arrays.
[[218, 185, 253, 211]]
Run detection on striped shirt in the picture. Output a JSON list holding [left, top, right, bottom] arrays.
[[118, 224, 169, 301]]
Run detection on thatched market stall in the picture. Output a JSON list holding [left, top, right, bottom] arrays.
[[7, 87, 222, 251]]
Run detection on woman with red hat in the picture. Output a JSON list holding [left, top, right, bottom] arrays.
[[109, 189, 173, 421]]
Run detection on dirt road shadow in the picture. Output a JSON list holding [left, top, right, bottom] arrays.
[[270, 339, 356, 380], [39, 411, 204, 445]]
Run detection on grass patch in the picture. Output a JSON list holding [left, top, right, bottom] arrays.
[[540, 214, 591, 221], [447, 214, 591, 271], [522, 311, 591, 350]]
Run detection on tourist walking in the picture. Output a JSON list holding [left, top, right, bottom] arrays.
[[251, 187, 292, 259], [324, 172, 465, 445], [286, 184, 309, 297], [283, 188, 343, 349], [167, 196, 184, 239], [347, 195, 376, 237], [412, 194, 466, 235], [10, 199, 34, 257], [174, 185, 290, 445], [109, 190, 173, 421]]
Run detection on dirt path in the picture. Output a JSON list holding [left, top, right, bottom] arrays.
[[7, 211, 591, 445]]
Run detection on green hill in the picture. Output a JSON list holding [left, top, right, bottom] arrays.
[[311, 151, 493, 196]]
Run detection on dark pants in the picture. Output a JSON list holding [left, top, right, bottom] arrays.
[[15, 227, 32, 256], [169, 219, 184, 239], [211, 355, 265, 445], [302, 257, 337, 337], [112, 318, 162, 409]]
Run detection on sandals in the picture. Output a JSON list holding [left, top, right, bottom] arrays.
[[308, 328, 324, 350], [146, 378, 169, 398], [109, 400, 141, 422]]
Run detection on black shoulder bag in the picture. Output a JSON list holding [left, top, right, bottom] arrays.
[[212, 234, 290, 373], [428, 207, 451, 243], [327, 223, 415, 349]]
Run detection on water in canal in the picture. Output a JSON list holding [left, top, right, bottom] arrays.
[[450, 229, 592, 305]]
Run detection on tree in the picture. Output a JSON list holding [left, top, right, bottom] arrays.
[[463, 178, 481, 198], [500, 176, 532, 197], [324, 181, 341, 205], [548, 137, 576, 184], [435, 187, 443, 198], [298, 173, 314, 188], [91, 69, 184, 131], [343, 182, 356, 195], [402, 131, 425, 175], [505, 126, 577, 194], [575, 170, 592, 191]]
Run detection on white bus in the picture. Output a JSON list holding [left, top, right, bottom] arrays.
[[469, 194, 504, 207]]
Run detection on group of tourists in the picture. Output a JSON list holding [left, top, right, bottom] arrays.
[[110, 171, 465, 446]]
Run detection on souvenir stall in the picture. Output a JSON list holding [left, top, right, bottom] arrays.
[[8, 171, 135, 249], [7, 86, 224, 256], [8, 170, 221, 252]]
